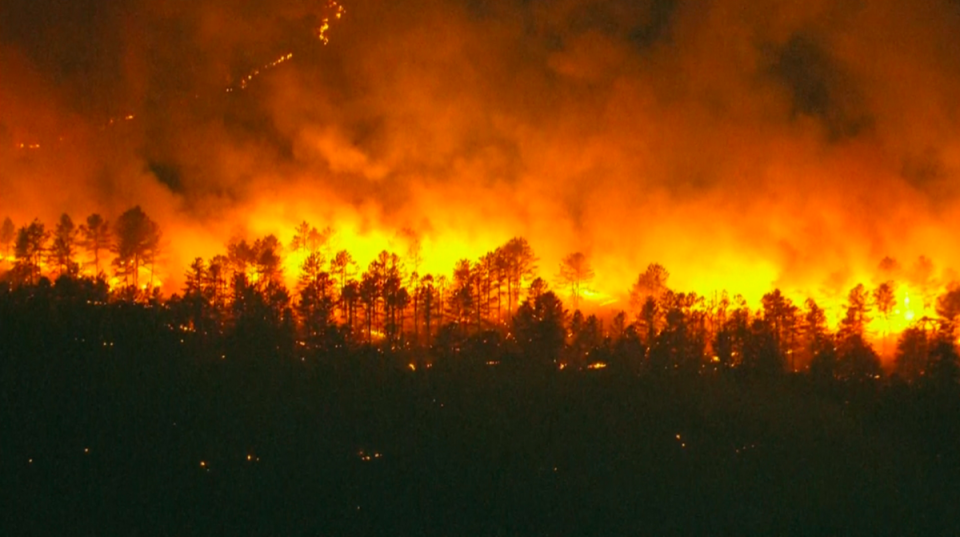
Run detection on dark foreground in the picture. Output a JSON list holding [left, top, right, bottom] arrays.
[[4, 343, 960, 537]]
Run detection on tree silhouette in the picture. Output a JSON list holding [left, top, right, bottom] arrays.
[[761, 289, 799, 369], [79, 213, 110, 277], [183, 257, 214, 335], [227, 238, 256, 279], [253, 235, 283, 288], [512, 278, 566, 367], [478, 251, 499, 326], [184, 257, 208, 297], [290, 220, 317, 253], [557, 251, 595, 310], [650, 291, 706, 372], [894, 326, 928, 382], [330, 250, 356, 322], [380, 253, 407, 342], [501, 237, 537, 317], [839, 283, 871, 339], [874, 281, 896, 355], [630, 263, 669, 314], [291, 221, 334, 257], [714, 296, 750, 369], [297, 252, 335, 342], [49, 213, 79, 278], [448, 259, 475, 334], [417, 274, 436, 343], [926, 334, 960, 390], [14, 220, 48, 284], [341, 279, 360, 335], [836, 333, 881, 382], [742, 318, 781, 376], [935, 284, 960, 338], [206, 254, 229, 309], [801, 298, 832, 372], [471, 258, 490, 331], [359, 255, 390, 340], [567, 310, 602, 369], [112, 206, 161, 289]]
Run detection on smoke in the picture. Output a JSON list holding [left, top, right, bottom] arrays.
[[3, 0, 960, 307]]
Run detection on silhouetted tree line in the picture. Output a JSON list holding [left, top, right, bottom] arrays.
[[5, 211, 960, 536], [2, 209, 960, 388]]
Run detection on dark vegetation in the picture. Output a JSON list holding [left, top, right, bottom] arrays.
[[3, 209, 960, 536]]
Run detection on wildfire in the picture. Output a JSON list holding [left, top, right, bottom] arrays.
[[317, 0, 345, 44], [229, 53, 295, 93]]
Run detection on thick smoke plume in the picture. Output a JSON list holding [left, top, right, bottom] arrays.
[[4, 0, 960, 311]]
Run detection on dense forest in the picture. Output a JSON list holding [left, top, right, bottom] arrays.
[[3, 207, 960, 535], [3, 206, 960, 381]]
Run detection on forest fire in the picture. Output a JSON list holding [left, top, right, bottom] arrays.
[[5, 0, 960, 372], [8, 4, 960, 535]]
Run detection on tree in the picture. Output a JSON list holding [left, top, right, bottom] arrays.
[[380, 253, 407, 342], [649, 291, 706, 372], [447, 259, 475, 333], [49, 213, 79, 278], [926, 335, 960, 390], [183, 257, 212, 334], [291, 221, 333, 256], [874, 281, 896, 355], [512, 278, 566, 367], [0, 217, 14, 260], [761, 289, 799, 369], [630, 263, 669, 314], [14, 219, 48, 284], [206, 254, 229, 309], [330, 250, 356, 321], [836, 333, 881, 382], [184, 257, 208, 297], [567, 311, 603, 369], [227, 238, 256, 278], [741, 318, 782, 376], [112, 206, 161, 289], [714, 296, 750, 369], [935, 284, 960, 337], [341, 280, 360, 335], [835, 284, 879, 381], [290, 221, 313, 254], [500, 237, 538, 317], [801, 298, 833, 372], [839, 283, 871, 339], [417, 274, 437, 343], [79, 213, 110, 277], [253, 235, 283, 288], [894, 326, 928, 382], [297, 252, 335, 342], [557, 251, 595, 310]]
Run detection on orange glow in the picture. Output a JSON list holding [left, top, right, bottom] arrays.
[[4, 0, 960, 370]]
